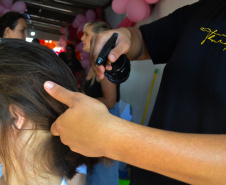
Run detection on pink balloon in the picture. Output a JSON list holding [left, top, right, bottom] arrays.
[[144, 4, 151, 19], [72, 17, 78, 29], [112, 0, 130, 14], [60, 27, 65, 34], [116, 17, 135, 28], [76, 14, 87, 24], [76, 42, 83, 52], [80, 59, 91, 69], [60, 34, 66, 41], [11, 1, 26, 13], [144, 0, 159, 4], [0, 0, 13, 8], [126, 0, 148, 22], [81, 51, 89, 59], [73, 14, 87, 29], [2, 8, 10, 14], [59, 36, 66, 48], [78, 22, 86, 33], [0, 5, 5, 14], [86, 9, 96, 22]]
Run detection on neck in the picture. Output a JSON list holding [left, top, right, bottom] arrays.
[[4, 130, 63, 185], [6, 172, 63, 185]]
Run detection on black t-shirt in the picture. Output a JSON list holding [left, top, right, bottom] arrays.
[[131, 1, 226, 184]]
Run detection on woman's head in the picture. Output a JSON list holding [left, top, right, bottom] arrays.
[[81, 21, 110, 52], [0, 11, 27, 39], [0, 39, 99, 183], [65, 44, 75, 59]]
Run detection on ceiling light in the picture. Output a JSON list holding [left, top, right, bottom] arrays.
[[31, 31, 35, 36]]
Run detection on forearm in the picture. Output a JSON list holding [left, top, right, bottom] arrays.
[[97, 77, 117, 109], [0, 176, 5, 185], [45, 82, 226, 184], [106, 116, 226, 185]]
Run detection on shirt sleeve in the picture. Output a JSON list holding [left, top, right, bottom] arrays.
[[139, 3, 198, 64]]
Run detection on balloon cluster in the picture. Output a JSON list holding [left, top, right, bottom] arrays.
[[58, 27, 67, 48], [112, 0, 159, 22], [72, 10, 97, 71], [72, 9, 96, 37], [59, 9, 97, 45], [59, 9, 98, 71], [0, 0, 26, 16]]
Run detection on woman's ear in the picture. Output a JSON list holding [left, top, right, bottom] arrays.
[[9, 105, 25, 130], [3, 27, 11, 38]]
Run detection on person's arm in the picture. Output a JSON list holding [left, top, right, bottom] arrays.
[[126, 27, 151, 61], [0, 176, 5, 185], [89, 27, 150, 79], [97, 76, 117, 109], [44, 81, 226, 185]]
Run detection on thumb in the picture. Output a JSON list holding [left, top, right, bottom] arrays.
[[44, 81, 74, 107], [108, 43, 130, 63]]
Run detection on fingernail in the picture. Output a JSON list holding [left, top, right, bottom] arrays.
[[44, 81, 55, 90], [109, 54, 116, 62]]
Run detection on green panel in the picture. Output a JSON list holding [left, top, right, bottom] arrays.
[[119, 179, 130, 185]]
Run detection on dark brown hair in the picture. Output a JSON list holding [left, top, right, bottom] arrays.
[[0, 11, 26, 38], [0, 39, 100, 183]]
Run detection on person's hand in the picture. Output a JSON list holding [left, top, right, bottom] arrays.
[[90, 28, 132, 80], [44, 81, 114, 157]]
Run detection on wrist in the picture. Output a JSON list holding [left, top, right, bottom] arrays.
[[125, 27, 143, 60]]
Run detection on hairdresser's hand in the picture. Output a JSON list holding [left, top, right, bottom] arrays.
[[44, 81, 114, 157], [90, 27, 132, 79]]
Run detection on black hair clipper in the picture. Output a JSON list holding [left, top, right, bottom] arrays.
[[95, 33, 130, 83]]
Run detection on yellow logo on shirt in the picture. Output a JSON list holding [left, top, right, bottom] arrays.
[[200, 27, 226, 51]]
